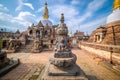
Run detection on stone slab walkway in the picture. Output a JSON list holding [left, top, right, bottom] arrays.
[[0, 49, 120, 80]]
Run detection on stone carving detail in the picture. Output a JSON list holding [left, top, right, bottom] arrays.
[[32, 39, 43, 52], [7, 39, 21, 50], [49, 13, 77, 72]]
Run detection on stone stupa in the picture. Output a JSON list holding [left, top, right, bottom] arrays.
[[39, 13, 88, 80], [107, 0, 120, 23]]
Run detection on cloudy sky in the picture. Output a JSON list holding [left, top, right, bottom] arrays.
[[0, 0, 113, 34]]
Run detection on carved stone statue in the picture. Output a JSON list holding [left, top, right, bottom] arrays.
[[32, 40, 42, 53], [6, 39, 21, 50]]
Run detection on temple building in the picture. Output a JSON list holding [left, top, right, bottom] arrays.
[[1, 2, 56, 53], [89, 0, 120, 45], [19, 2, 56, 51]]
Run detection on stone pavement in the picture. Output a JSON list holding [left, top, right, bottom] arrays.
[[0, 49, 120, 80], [75, 49, 120, 80]]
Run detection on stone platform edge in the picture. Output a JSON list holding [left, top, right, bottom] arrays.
[[37, 63, 88, 80], [0, 58, 20, 77]]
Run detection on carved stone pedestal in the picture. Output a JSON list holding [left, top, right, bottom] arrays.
[[48, 64, 79, 76], [39, 64, 88, 80]]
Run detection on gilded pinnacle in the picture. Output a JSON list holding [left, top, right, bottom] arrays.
[[43, 2, 49, 19], [113, 0, 120, 10], [60, 13, 64, 23]]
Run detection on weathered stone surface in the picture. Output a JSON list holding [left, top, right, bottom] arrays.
[[39, 64, 88, 80], [48, 64, 79, 76], [54, 52, 72, 58], [49, 13, 77, 68], [50, 54, 76, 67], [89, 20, 120, 45], [32, 40, 42, 53]]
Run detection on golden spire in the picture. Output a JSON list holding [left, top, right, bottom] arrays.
[[60, 13, 64, 23], [113, 0, 120, 10], [43, 2, 49, 19]]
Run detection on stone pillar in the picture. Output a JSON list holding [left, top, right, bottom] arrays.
[[100, 34, 102, 42]]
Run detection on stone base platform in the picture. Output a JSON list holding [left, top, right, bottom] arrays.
[[0, 58, 20, 77], [38, 64, 88, 80], [48, 64, 79, 76]]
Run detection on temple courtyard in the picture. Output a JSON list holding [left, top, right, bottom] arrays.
[[0, 48, 120, 80]]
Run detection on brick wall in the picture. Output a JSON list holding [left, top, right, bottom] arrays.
[[79, 41, 120, 64]]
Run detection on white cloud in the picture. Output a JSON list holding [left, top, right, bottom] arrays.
[[87, 0, 107, 12], [36, 7, 44, 13], [71, 0, 79, 5], [16, 11, 35, 20], [0, 11, 37, 32], [0, 12, 12, 21], [12, 11, 36, 27], [50, 5, 79, 19], [49, 0, 108, 34], [16, 0, 34, 11], [0, 0, 109, 34], [81, 17, 106, 29], [0, 4, 9, 12]]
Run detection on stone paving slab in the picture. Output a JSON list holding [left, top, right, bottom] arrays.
[[0, 49, 120, 80], [38, 64, 88, 80]]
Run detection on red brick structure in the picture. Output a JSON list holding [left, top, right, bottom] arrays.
[[89, 20, 120, 45]]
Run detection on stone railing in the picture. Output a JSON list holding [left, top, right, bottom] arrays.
[[79, 41, 120, 53]]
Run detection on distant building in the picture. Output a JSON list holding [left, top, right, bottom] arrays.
[[19, 2, 56, 49], [69, 31, 89, 47], [73, 31, 89, 41]]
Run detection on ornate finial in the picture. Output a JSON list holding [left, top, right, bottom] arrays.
[[45, 2, 47, 6], [43, 2, 49, 19], [38, 21, 43, 27], [60, 13, 64, 23], [113, 0, 120, 10], [16, 29, 20, 34], [31, 23, 34, 27]]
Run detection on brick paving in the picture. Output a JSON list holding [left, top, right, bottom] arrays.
[[1, 49, 120, 80]]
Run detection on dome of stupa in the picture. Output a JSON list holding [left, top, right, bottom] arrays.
[[41, 19, 53, 26]]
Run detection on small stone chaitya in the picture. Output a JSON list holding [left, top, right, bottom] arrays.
[[40, 14, 88, 80], [49, 13, 78, 75]]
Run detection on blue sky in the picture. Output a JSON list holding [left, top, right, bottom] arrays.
[[0, 0, 113, 34]]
